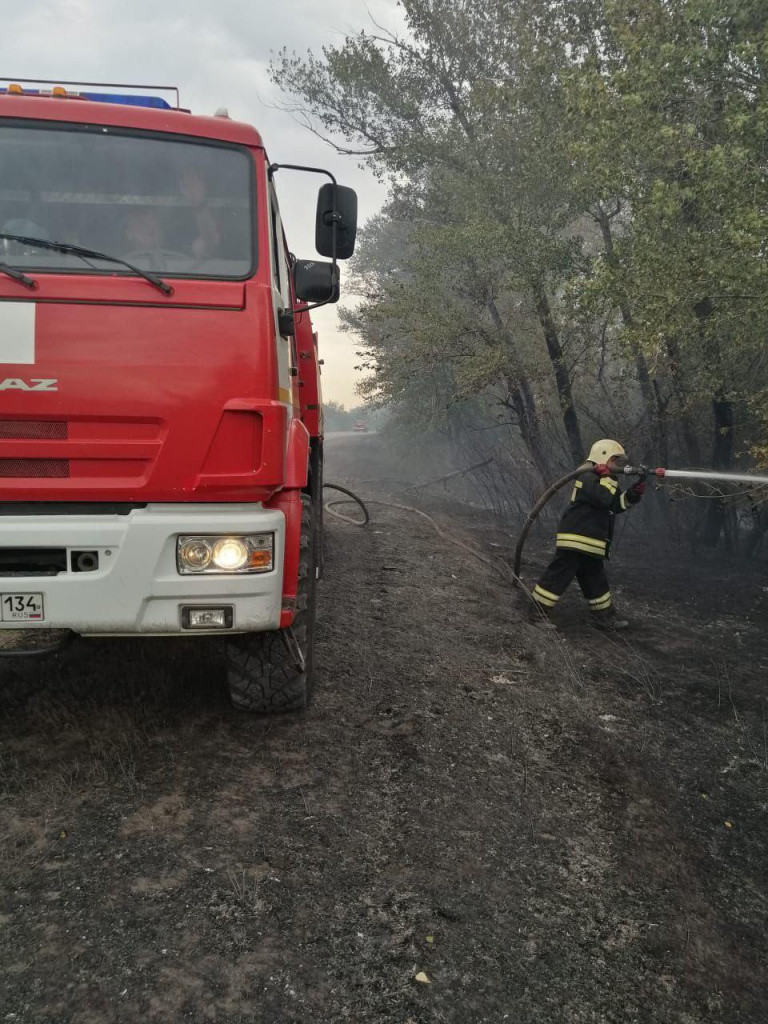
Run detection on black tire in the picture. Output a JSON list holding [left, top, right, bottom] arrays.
[[226, 494, 317, 713]]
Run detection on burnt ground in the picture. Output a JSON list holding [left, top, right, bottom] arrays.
[[1, 432, 768, 1023]]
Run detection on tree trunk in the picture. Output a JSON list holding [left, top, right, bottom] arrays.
[[505, 371, 553, 484], [651, 381, 670, 468], [664, 335, 702, 467], [691, 296, 735, 549], [532, 282, 584, 465], [711, 396, 734, 471], [595, 209, 665, 463], [702, 396, 735, 548], [484, 294, 552, 484]]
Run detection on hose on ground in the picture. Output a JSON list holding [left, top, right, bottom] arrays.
[[325, 467, 599, 592], [513, 464, 593, 584], [323, 483, 370, 526], [323, 483, 516, 586]]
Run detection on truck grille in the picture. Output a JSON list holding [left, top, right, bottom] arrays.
[[0, 459, 70, 478], [0, 416, 163, 493], [0, 420, 68, 440], [0, 548, 67, 576], [0, 502, 146, 516]]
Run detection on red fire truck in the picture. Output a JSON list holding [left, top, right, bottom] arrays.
[[0, 80, 357, 713]]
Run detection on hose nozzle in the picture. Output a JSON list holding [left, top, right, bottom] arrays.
[[622, 465, 668, 479]]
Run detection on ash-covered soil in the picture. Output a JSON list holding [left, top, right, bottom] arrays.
[[1, 432, 767, 1023]]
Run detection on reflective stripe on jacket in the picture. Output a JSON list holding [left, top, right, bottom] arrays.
[[556, 471, 639, 559]]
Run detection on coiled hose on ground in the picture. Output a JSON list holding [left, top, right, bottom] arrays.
[[325, 465, 594, 592], [322, 483, 371, 526], [323, 483, 517, 586]]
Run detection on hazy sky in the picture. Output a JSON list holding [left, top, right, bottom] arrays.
[[0, 0, 400, 406]]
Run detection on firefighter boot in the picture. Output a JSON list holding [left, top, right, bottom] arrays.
[[528, 600, 557, 629], [590, 608, 630, 632]]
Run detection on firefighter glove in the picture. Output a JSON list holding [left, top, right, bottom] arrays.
[[631, 481, 646, 497]]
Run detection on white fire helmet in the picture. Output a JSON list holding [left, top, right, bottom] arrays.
[[587, 439, 627, 464]]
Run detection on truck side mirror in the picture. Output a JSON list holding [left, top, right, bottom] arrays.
[[293, 260, 340, 304], [315, 184, 357, 260]]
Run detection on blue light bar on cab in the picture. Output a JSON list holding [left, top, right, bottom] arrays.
[[0, 87, 171, 109], [81, 92, 171, 109]]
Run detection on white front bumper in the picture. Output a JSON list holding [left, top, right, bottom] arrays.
[[0, 504, 285, 635]]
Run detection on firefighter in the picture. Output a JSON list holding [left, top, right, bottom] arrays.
[[529, 440, 645, 630]]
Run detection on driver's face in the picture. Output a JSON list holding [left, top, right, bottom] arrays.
[[125, 211, 162, 250], [180, 169, 206, 204]]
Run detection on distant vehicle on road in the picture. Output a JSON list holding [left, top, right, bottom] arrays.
[[353, 421, 368, 433]]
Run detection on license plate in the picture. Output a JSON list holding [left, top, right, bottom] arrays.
[[1, 593, 44, 622]]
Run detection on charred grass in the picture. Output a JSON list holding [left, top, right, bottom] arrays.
[[1, 434, 767, 1022]]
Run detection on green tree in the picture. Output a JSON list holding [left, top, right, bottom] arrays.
[[271, 0, 591, 469], [273, 0, 768, 543], [322, 400, 355, 432], [566, 0, 768, 471]]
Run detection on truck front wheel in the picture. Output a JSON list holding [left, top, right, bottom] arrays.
[[226, 495, 317, 713]]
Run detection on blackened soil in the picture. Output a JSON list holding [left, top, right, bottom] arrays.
[[1, 433, 766, 1023]]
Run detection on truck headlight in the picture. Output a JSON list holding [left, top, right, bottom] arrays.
[[211, 538, 249, 571], [177, 534, 274, 575]]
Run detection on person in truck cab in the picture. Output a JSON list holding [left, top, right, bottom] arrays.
[[529, 439, 645, 631], [123, 208, 164, 256], [178, 167, 221, 261], [121, 170, 222, 267]]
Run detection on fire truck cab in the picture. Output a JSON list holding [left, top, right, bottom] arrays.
[[0, 81, 357, 713]]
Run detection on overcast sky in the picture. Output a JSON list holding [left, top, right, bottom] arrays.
[[1, 0, 401, 406]]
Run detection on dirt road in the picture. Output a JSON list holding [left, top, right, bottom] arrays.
[[1, 433, 767, 1023]]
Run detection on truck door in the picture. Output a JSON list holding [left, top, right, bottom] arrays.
[[267, 178, 295, 410]]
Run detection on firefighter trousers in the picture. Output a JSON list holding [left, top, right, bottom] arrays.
[[532, 550, 613, 615]]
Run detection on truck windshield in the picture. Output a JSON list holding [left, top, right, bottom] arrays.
[[0, 123, 254, 279]]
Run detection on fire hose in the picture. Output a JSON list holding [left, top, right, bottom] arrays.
[[323, 483, 518, 584], [513, 464, 768, 584], [325, 463, 768, 591], [513, 464, 646, 582], [322, 483, 370, 525]]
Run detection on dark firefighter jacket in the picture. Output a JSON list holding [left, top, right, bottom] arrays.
[[556, 470, 640, 559]]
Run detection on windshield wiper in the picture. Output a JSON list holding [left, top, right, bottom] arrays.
[[0, 259, 37, 290], [0, 234, 173, 296]]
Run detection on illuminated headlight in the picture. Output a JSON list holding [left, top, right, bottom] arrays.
[[212, 538, 249, 571], [177, 534, 274, 575]]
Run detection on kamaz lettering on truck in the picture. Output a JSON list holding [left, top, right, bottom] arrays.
[[0, 80, 357, 713]]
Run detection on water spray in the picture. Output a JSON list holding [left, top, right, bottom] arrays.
[[514, 463, 768, 583], [624, 466, 768, 488]]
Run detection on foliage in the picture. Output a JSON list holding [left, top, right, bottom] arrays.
[[566, 0, 768, 454], [272, 0, 768, 543]]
